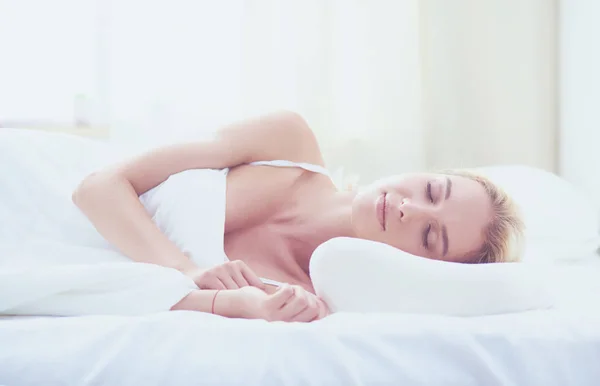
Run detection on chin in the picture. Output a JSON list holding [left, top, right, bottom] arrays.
[[351, 210, 380, 241]]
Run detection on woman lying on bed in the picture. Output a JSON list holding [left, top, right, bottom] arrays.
[[73, 111, 524, 323]]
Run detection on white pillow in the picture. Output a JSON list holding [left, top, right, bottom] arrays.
[[310, 237, 554, 316], [475, 165, 600, 263]]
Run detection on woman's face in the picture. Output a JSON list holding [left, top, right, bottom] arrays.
[[351, 173, 493, 262]]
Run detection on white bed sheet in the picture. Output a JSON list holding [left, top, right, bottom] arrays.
[[2, 260, 600, 386]]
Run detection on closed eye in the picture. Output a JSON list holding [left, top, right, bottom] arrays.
[[426, 181, 434, 203], [422, 223, 432, 249]]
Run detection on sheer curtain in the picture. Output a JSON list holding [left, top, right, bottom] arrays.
[[103, 0, 423, 184], [2, 0, 557, 184], [0, 0, 99, 125], [559, 0, 600, 220], [105, 0, 557, 183]]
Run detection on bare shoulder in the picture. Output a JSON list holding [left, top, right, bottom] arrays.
[[86, 110, 326, 197], [224, 110, 325, 167], [270, 111, 325, 166]]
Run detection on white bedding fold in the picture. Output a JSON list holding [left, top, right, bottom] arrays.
[[0, 242, 197, 316], [2, 307, 600, 386], [0, 130, 201, 316], [1, 263, 195, 316]]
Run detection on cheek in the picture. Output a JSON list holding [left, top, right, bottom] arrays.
[[383, 227, 424, 257]]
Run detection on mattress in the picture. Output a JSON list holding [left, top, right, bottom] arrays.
[[2, 260, 600, 386]]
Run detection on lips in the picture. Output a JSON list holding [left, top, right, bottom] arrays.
[[376, 193, 387, 231]]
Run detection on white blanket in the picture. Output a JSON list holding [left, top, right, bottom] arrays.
[[0, 129, 199, 315]]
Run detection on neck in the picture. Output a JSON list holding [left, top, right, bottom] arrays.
[[276, 189, 357, 274]]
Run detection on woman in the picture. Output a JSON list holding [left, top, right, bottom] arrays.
[[72, 111, 524, 323]]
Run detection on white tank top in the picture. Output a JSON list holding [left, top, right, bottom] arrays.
[[247, 160, 331, 179]]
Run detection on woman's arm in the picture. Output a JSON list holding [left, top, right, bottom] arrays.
[[173, 285, 327, 323], [72, 111, 322, 272], [170, 289, 239, 316]]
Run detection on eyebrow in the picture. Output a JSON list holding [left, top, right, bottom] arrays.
[[442, 225, 449, 257], [441, 177, 451, 257]]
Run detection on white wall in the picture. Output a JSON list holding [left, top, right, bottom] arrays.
[[559, 0, 600, 222], [423, 0, 558, 172], [329, 0, 559, 181], [0, 0, 99, 124]]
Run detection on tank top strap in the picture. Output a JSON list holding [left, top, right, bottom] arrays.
[[248, 159, 332, 179]]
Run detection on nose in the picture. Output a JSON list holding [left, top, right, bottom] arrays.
[[398, 198, 430, 222]]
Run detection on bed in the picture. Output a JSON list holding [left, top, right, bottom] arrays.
[[1, 127, 600, 385], [2, 262, 600, 386]]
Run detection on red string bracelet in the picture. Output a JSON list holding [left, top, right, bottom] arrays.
[[211, 290, 221, 314]]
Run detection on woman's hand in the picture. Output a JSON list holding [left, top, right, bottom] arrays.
[[184, 261, 266, 291], [232, 285, 330, 323]]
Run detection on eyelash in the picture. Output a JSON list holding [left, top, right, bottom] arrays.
[[426, 181, 434, 203], [422, 224, 432, 249], [423, 181, 434, 250]]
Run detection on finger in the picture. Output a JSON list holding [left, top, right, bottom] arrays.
[[290, 304, 320, 323], [278, 287, 310, 321], [262, 285, 279, 295], [240, 265, 266, 289], [199, 277, 226, 290], [229, 268, 250, 288], [226, 262, 250, 288], [317, 298, 331, 318], [266, 285, 295, 308], [218, 274, 239, 290], [290, 293, 320, 323]]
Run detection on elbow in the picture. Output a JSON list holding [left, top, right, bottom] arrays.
[[72, 171, 115, 209], [274, 110, 316, 143], [277, 110, 310, 131], [277, 110, 306, 124], [72, 173, 98, 208]]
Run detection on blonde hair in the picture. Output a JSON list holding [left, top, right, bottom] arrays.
[[443, 169, 525, 264]]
